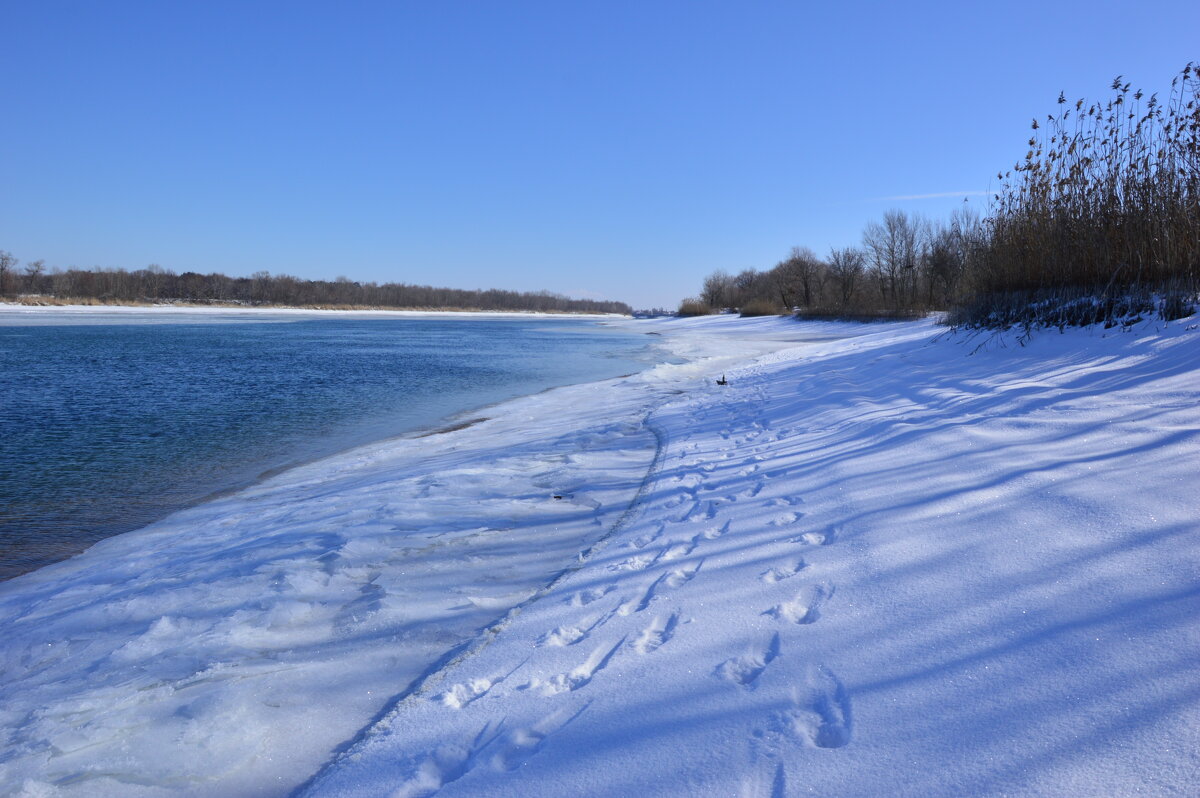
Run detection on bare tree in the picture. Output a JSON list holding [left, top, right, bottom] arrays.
[[0, 251, 17, 296], [701, 270, 735, 309], [774, 246, 825, 308], [863, 210, 926, 306], [828, 246, 865, 306]]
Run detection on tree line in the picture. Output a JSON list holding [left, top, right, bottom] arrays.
[[0, 257, 632, 315], [685, 206, 981, 319], [684, 63, 1199, 328]]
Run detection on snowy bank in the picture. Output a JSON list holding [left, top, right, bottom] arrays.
[[3, 315, 1199, 797]]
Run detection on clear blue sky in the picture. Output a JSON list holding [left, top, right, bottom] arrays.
[[2, 1, 1196, 309]]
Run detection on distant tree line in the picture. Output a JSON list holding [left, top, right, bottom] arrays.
[[683, 64, 1199, 328], [0, 257, 632, 315]]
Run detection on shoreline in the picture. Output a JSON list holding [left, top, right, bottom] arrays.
[[5, 314, 1195, 796], [0, 302, 629, 323], [0, 314, 671, 582], [0, 315, 819, 796]]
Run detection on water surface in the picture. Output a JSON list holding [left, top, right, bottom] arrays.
[[0, 314, 655, 579]]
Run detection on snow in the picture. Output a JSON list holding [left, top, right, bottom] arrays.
[[3, 313, 1199, 797]]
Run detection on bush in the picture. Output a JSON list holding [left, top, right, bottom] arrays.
[[795, 307, 927, 322], [738, 299, 786, 317], [677, 298, 714, 316]]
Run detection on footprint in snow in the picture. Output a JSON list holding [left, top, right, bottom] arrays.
[[739, 761, 788, 798], [792, 526, 838, 547], [702, 520, 732, 540], [536, 623, 586, 649], [389, 720, 505, 797], [490, 705, 590, 772], [437, 677, 498, 709], [568, 585, 615, 607], [536, 610, 614, 648], [665, 559, 704, 589], [660, 535, 699, 561], [767, 584, 829, 625], [528, 639, 623, 696], [618, 573, 668, 616], [760, 559, 806, 584], [632, 612, 679, 654], [629, 521, 667, 549], [716, 633, 781, 689], [780, 666, 852, 749], [610, 553, 658, 572], [770, 511, 804, 527]]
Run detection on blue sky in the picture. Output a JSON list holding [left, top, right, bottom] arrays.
[[2, 1, 1196, 309]]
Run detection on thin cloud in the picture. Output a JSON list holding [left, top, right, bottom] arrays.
[[875, 190, 990, 201]]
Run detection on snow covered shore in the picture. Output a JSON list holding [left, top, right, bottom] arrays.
[[3, 315, 1199, 796]]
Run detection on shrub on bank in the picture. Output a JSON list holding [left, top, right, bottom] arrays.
[[795, 307, 928, 322], [957, 64, 1199, 328], [677, 298, 714, 316], [738, 299, 786, 317]]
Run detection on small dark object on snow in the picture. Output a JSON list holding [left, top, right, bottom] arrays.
[[716, 374, 728, 386], [552, 495, 563, 500]]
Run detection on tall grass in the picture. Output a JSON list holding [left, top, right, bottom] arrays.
[[676, 298, 714, 316], [953, 63, 1200, 327], [738, 299, 787, 317]]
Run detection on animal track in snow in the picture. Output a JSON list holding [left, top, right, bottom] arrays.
[[770, 511, 804, 527], [767, 584, 829, 625], [781, 666, 852, 749], [760, 559, 806, 583], [632, 612, 679, 654], [531, 639, 623, 696], [716, 633, 781, 688]]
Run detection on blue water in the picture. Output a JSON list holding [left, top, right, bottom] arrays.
[[0, 315, 658, 580]]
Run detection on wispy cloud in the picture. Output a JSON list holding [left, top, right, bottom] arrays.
[[874, 190, 990, 201]]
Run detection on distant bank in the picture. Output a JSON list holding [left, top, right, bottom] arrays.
[[0, 253, 634, 315]]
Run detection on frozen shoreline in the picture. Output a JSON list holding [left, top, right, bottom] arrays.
[[3, 314, 1198, 796]]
